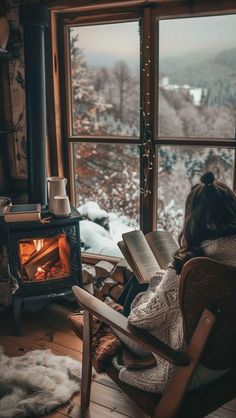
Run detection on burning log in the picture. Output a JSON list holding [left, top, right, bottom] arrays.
[[59, 235, 71, 274], [22, 236, 59, 281], [34, 261, 68, 281], [19, 241, 37, 265]]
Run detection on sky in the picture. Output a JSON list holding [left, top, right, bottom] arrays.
[[71, 21, 140, 69], [70, 13, 236, 67], [159, 14, 236, 57]]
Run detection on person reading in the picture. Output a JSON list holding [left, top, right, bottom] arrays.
[[112, 171, 236, 393]]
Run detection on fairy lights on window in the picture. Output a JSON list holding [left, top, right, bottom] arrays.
[[139, 16, 154, 198]]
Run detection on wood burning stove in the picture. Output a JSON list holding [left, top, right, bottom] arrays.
[[4, 206, 82, 335]]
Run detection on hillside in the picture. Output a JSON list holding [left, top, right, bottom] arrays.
[[160, 48, 236, 106]]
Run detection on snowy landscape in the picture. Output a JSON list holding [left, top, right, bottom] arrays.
[[70, 16, 236, 256]]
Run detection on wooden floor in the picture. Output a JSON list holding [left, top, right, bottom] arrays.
[[0, 304, 235, 418]]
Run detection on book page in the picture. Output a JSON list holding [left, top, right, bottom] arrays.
[[145, 230, 178, 270], [117, 241, 138, 276], [121, 230, 160, 283]]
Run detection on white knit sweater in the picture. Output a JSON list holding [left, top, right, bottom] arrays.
[[117, 235, 236, 393]]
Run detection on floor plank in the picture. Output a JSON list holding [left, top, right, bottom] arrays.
[[0, 304, 235, 418], [55, 393, 146, 418], [208, 408, 236, 418], [224, 399, 236, 412], [0, 305, 147, 418], [43, 412, 66, 418]]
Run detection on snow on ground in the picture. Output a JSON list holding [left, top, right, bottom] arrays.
[[80, 220, 121, 256], [78, 201, 136, 257], [78, 201, 108, 222]]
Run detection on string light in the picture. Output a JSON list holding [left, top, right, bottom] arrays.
[[139, 111, 154, 198], [139, 16, 154, 199]]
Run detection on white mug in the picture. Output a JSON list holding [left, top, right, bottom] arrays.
[[53, 195, 71, 218], [47, 176, 67, 213]]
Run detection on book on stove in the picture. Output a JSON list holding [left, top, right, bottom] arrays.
[[4, 203, 41, 222]]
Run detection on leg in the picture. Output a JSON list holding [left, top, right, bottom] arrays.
[[12, 296, 23, 336], [81, 310, 93, 413], [117, 276, 133, 305], [122, 275, 148, 317]]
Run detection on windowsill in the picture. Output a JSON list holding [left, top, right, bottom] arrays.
[[81, 251, 122, 266]]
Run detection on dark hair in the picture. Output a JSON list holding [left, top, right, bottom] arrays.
[[173, 172, 236, 274]]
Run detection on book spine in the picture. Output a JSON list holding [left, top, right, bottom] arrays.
[[4, 213, 41, 222]]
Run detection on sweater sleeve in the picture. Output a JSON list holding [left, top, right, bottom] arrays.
[[128, 267, 179, 331]]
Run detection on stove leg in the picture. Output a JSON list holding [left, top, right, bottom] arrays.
[[13, 297, 23, 336]]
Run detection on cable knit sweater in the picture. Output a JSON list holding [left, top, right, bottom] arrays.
[[116, 235, 236, 393]]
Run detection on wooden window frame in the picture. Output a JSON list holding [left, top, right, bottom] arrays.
[[47, 0, 236, 261]]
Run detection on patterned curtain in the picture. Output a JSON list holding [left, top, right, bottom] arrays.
[[6, 0, 50, 182], [6, 0, 27, 179]]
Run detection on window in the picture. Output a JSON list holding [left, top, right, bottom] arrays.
[[158, 15, 236, 138], [157, 146, 234, 240], [70, 23, 140, 137], [73, 143, 139, 256], [67, 19, 140, 256], [53, 1, 236, 258], [156, 13, 236, 237]]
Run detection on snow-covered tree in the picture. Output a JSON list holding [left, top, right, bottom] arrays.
[[70, 33, 113, 135], [75, 143, 139, 224]]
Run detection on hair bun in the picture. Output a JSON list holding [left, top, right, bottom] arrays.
[[201, 171, 215, 186]]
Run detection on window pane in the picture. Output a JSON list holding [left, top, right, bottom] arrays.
[[74, 143, 139, 256], [158, 15, 236, 138], [70, 22, 140, 137], [157, 146, 234, 240]]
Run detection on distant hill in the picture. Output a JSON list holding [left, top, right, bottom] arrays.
[[160, 48, 236, 106], [215, 48, 236, 70]]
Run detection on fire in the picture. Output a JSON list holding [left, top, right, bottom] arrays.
[[19, 234, 71, 282], [33, 239, 44, 252], [35, 266, 46, 280]]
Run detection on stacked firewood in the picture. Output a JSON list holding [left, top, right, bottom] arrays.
[[82, 259, 133, 302]]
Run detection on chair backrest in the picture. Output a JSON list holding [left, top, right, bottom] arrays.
[[179, 257, 236, 370]]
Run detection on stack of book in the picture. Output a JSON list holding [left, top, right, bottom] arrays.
[[4, 204, 41, 222]]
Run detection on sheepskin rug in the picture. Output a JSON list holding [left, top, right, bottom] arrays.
[[0, 346, 82, 418]]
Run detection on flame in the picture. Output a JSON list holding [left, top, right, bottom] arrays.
[[37, 267, 44, 273], [33, 239, 44, 252]]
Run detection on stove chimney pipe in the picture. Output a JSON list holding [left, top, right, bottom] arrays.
[[20, 5, 49, 206]]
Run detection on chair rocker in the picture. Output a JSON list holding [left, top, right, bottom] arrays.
[[71, 257, 236, 418]]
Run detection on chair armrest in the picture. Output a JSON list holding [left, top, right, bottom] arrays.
[[72, 286, 189, 366]]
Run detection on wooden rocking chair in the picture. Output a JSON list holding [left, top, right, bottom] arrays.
[[71, 257, 236, 418]]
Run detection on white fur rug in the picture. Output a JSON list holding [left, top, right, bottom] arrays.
[[0, 346, 82, 418]]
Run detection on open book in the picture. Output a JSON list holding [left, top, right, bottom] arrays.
[[117, 230, 178, 283]]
